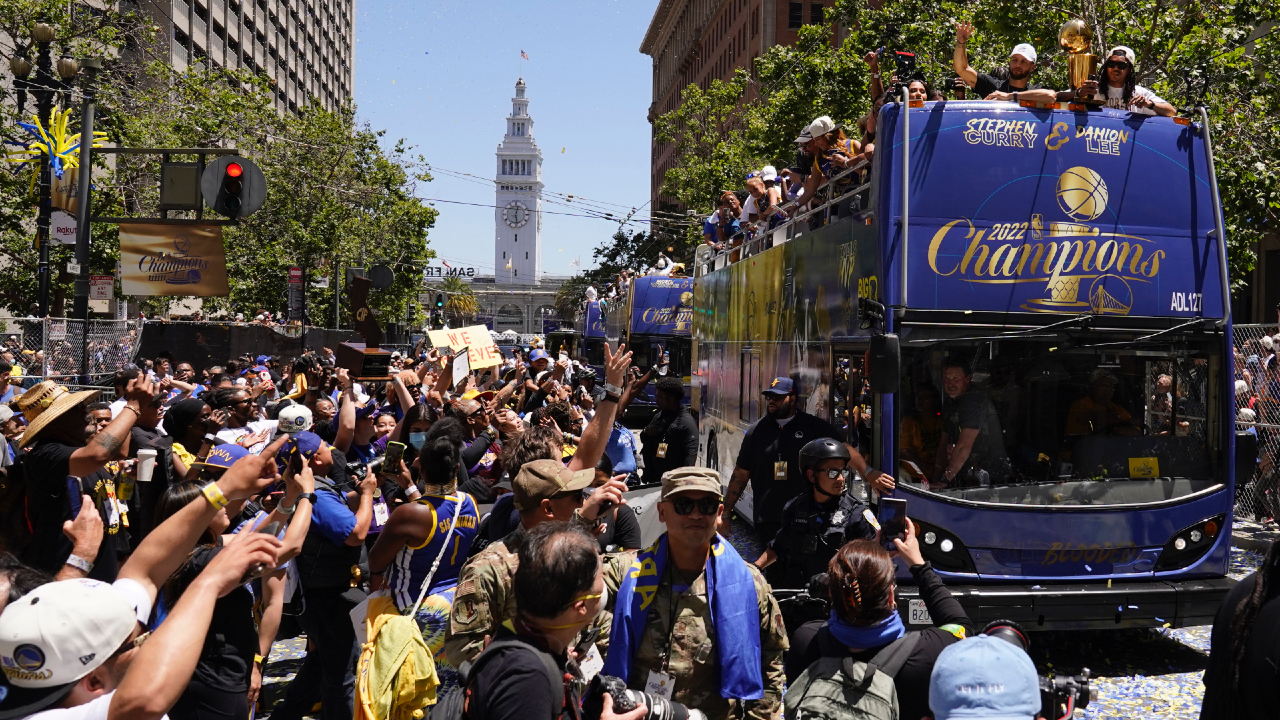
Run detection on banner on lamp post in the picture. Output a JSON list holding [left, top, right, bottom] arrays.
[[119, 224, 230, 297]]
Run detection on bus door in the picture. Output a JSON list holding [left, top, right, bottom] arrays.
[[740, 348, 762, 424], [831, 346, 875, 500]]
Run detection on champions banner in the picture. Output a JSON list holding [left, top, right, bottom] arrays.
[[119, 224, 230, 297], [427, 324, 503, 369]]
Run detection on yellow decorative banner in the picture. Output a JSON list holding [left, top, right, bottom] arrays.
[[427, 325, 503, 369], [119, 224, 229, 297]]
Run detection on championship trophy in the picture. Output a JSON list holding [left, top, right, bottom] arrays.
[[1059, 18, 1103, 105], [334, 274, 394, 380]]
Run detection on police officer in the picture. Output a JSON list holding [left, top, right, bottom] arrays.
[[721, 377, 893, 543], [754, 438, 875, 589]]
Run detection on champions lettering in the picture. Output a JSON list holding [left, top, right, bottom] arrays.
[[927, 218, 1164, 286], [963, 118, 1039, 148], [137, 251, 210, 284], [641, 306, 693, 330]]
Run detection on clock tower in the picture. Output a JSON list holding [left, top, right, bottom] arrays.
[[495, 78, 543, 284]]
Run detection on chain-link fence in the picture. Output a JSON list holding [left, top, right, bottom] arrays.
[[1233, 323, 1280, 523], [0, 317, 141, 387]]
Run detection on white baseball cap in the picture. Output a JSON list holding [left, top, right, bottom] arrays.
[[806, 115, 839, 138], [277, 403, 314, 434], [760, 165, 779, 183], [1107, 46, 1136, 67], [0, 580, 137, 718], [1010, 43, 1038, 63]]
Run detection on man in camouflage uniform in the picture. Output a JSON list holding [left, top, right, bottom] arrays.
[[444, 458, 630, 666], [603, 467, 787, 720]]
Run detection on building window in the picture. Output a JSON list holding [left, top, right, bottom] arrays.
[[788, 2, 802, 28], [514, 269, 518, 277], [503, 251, 506, 258], [525, 252, 528, 259], [809, 3, 824, 24], [515, 234, 518, 242]]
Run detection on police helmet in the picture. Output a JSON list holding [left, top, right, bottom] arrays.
[[799, 438, 851, 477]]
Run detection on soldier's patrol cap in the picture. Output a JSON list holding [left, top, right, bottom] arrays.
[[513, 459, 595, 511], [661, 467, 724, 501]]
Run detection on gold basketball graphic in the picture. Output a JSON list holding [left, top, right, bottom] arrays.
[[1056, 166, 1109, 221], [680, 291, 693, 306]]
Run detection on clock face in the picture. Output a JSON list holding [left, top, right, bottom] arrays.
[[504, 201, 529, 228]]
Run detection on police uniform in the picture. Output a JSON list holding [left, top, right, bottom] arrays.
[[734, 409, 843, 541], [768, 493, 875, 589]]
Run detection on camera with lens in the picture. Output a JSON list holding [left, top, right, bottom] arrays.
[[582, 675, 706, 720], [982, 621, 1095, 718], [879, 50, 923, 96]]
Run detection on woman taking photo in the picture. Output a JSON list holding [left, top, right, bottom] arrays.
[[368, 426, 480, 693], [785, 520, 971, 720]]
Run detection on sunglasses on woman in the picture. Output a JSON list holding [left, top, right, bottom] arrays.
[[667, 495, 721, 516], [1104, 61, 1130, 69]]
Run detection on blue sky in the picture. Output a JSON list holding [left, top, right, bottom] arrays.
[[352, 0, 659, 278]]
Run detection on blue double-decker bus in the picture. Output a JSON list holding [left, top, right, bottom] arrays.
[[605, 276, 694, 420], [694, 97, 1241, 630]]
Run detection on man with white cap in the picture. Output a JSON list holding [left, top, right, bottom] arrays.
[[0, 436, 287, 720], [953, 23, 1058, 104], [1073, 46, 1175, 116]]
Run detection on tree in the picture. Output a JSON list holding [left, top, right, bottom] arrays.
[[641, 0, 1280, 295], [435, 276, 479, 324], [554, 274, 592, 322]]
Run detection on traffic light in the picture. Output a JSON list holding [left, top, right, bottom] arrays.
[[434, 293, 446, 309], [201, 155, 266, 219]]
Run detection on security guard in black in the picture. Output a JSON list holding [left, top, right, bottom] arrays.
[[755, 438, 875, 588], [726, 378, 844, 536]]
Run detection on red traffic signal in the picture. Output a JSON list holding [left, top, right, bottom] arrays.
[[201, 156, 266, 219]]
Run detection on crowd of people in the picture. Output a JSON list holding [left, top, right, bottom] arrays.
[[0, 330, 1267, 720], [701, 29, 1177, 267]]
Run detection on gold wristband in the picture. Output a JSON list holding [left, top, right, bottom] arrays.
[[122, 404, 142, 418], [201, 482, 230, 510]]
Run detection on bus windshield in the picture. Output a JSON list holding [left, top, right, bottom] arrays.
[[898, 333, 1223, 506]]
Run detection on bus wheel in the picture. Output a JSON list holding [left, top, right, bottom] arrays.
[[707, 433, 719, 471]]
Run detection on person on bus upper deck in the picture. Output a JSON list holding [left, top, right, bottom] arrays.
[[1070, 46, 1176, 116], [1066, 369, 1142, 437], [934, 361, 1012, 488], [721, 377, 894, 543], [796, 117, 859, 207], [952, 23, 1058, 104], [702, 192, 741, 252]]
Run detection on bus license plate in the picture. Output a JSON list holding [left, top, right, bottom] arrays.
[[908, 599, 932, 625]]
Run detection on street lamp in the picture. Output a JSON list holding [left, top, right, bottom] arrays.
[[4, 20, 82, 317]]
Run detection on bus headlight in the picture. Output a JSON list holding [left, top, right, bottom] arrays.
[[910, 518, 975, 573], [1154, 514, 1225, 572]]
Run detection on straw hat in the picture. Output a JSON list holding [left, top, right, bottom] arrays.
[[17, 381, 100, 448]]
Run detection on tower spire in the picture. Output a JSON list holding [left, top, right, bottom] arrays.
[[495, 78, 543, 285]]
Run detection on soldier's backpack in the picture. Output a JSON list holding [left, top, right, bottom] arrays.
[[427, 636, 564, 720], [783, 632, 921, 720]]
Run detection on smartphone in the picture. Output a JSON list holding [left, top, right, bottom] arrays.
[[878, 497, 908, 551], [240, 521, 282, 583], [583, 486, 614, 515], [382, 441, 406, 474]]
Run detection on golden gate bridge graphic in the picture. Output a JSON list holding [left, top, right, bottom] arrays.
[[1088, 275, 1133, 315]]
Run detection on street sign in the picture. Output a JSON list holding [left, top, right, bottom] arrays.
[[288, 266, 303, 283], [49, 319, 66, 341], [90, 275, 113, 300], [66, 261, 81, 275]]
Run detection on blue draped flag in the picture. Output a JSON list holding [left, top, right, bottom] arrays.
[[602, 533, 763, 700]]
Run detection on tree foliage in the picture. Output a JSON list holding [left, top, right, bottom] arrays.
[[643, 0, 1280, 295], [0, 3, 437, 320]]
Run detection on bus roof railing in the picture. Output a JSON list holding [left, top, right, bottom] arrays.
[[695, 158, 872, 277]]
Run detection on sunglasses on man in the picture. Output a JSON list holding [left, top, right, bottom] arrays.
[[815, 468, 851, 481], [666, 495, 722, 516], [1104, 60, 1130, 69]]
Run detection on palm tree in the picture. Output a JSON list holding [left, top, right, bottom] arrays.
[[437, 276, 479, 324]]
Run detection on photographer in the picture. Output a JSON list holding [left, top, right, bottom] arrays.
[[468, 522, 644, 720], [702, 193, 741, 252], [1201, 540, 1280, 718], [928, 635, 1042, 720], [784, 521, 971, 720]]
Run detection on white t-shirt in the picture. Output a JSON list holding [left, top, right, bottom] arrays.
[[216, 420, 279, 455], [1104, 84, 1163, 115], [22, 691, 169, 720], [741, 195, 759, 222]]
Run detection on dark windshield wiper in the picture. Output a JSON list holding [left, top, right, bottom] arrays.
[[1073, 317, 1214, 349], [906, 313, 1092, 344]]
